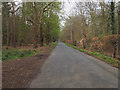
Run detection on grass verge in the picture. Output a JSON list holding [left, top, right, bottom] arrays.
[[64, 42, 119, 68], [2, 49, 40, 61], [49, 41, 58, 50], [2, 42, 58, 61]]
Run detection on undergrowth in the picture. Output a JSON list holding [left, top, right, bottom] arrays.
[[2, 42, 58, 61]]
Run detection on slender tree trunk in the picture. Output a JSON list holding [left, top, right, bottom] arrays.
[[12, 1, 16, 48], [46, 22, 50, 44], [111, 1, 115, 34], [45, 25, 48, 44], [100, 2, 105, 34], [70, 30, 72, 44], [107, 17, 110, 33], [72, 28, 74, 45], [6, 17, 9, 49], [40, 23, 43, 46], [110, 0, 116, 58], [91, 15, 94, 37], [38, 10, 44, 47], [10, 17, 13, 46], [118, 1, 120, 34], [33, 2, 37, 48]]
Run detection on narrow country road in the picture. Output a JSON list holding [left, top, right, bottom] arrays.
[[29, 42, 118, 88]]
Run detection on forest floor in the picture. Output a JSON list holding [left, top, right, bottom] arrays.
[[2, 43, 57, 88]]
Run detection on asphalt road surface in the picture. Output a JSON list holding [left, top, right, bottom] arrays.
[[30, 42, 118, 88]]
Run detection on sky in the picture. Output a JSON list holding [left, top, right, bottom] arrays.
[[59, 1, 77, 27]]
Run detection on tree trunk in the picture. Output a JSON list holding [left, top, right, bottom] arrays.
[[46, 22, 50, 45], [12, 1, 16, 48], [40, 23, 43, 47], [6, 17, 10, 49], [10, 18, 13, 46], [38, 10, 44, 47], [100, 2, 105, 34], [112, 41, 117, 58], [38, 3, 53, 47], [70, 30, 72, 44], [33, 2, 37, 48], [72, 29, 74, 45], [111, 1, 115, 34]]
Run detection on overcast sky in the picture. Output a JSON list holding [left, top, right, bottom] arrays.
[[59, 1, 76, 27]]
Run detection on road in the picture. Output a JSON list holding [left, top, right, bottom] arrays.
[[29, 42, 118, 88]]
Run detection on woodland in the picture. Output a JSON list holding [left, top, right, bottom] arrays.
[[2, 1, 120, 60], [61, 1, 120, 59], [2, 2, 61, 48], [1, 1, 120, 88]]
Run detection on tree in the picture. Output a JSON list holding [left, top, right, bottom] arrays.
[[33, 2, 37, 48], [110, 0, 115, 34], [100, 2, 106, 34], [61, 1, 119, 58], [12, 1, 16, 48], [38, 2, 53, 47], [2, 2, 11, 48], [2, 2, 61, 48], [118, 1, 120, 35]]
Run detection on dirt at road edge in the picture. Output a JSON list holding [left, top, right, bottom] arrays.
[[2, 46, 54, 88]]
